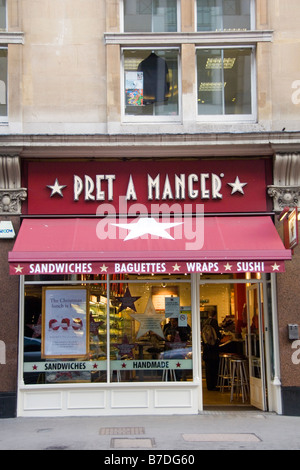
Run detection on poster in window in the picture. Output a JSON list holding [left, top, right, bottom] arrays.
[[288, 208, 299, 249], [125, 71, 143, 106], [42, 287, 89, 358]]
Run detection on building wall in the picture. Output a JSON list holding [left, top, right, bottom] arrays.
[[0, 0, 300, 416], [2, 0, 300, 135], [0, 215, 20, 418]]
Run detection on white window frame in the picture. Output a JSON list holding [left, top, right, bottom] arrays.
[[196, 45, 257, 123], [121, 46, 182, 124], [121, 0, 181, 33]]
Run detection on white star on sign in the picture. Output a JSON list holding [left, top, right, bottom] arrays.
[[272, 263, 280, 271], [14, 264, 24, 273], [47, 178, 67, 197], [172, 263, 181, 271], [112, 217, 183, 241], [224, 263, 233, 271], [227, 176, 247, 195]]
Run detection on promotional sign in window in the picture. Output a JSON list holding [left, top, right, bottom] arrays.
[[42, 287, 89, 358]]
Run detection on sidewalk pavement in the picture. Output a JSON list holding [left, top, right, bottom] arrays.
[[0, 409, 300, 452]]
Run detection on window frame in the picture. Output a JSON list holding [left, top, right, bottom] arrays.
[[196, 44, 257, 122], [121, 46, 182, 123]]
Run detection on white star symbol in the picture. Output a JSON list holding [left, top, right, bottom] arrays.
[[272, 263, 280, 271], [172, 263, 181, 271], [112, 217, 183, 241], [14, 264, 24, 273], [224, 263, 232, 271], [100, 264, 108, 272], [227, 176, 247, 195], [47, 178, 67, 197]]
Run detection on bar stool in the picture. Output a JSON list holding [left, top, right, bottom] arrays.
[[230, 358, 249, 402], [218, 353, 235, 392], [162, 369, 177, 381], [110, 369, 121, 382]]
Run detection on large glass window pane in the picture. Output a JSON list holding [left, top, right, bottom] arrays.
[[197, 0, 252, 31], [111, 276, 192, 382], [197, 48, 252, 116], [23, 274, 192, 385], [24, 281, 108, 385], [0, 0, 6, 31], [124, 0, 178, 32], [0, 47, 7, 118], [124, 49, 179, 117]]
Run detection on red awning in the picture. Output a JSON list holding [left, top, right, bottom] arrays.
[[8, 216, 291, 275]]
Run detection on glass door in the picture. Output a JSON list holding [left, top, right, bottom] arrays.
[[246, 284, 267, 410]]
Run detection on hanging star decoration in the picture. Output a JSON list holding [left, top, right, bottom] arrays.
[[89, 315, 105, 335], [113, 335, 136, 358], [130, 297, 165, 340], [115, 287, 141, 312], [26, 314, 42, 338]]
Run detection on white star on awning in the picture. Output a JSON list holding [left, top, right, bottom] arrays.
[[112, 217, 183, 241]]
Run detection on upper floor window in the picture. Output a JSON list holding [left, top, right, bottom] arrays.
[[0, 47, 7, 119], [0, 0, 6, 30], [123, 48, 179, 121], [196, 47, 255, 120], [123, 0, 178, 32], [197, 0, 254, 31]]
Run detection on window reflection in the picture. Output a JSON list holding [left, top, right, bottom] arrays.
[[197, 0, 252, 31], [23, 275, 193, 384], [124, 0, 178, 32], [124, 49, 179, 117], [197, 48, 252, 116]]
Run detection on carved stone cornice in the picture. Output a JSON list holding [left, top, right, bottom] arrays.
[[267, 185, 300, 211], [268, 153, 300, 211], [0, 156, 27, 214], [0, 189, 27, 215]]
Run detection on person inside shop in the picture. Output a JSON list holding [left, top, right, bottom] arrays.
[[202, 311, 222, 391], [163, 317, 191, 343]]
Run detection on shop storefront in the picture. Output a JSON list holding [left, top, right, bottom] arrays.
[[8, 157, 291, 417]]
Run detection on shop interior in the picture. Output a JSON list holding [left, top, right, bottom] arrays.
[[200, 274, 264, 409], [23, 272, 266, 409]]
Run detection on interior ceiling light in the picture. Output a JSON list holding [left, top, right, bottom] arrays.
[[205, 57, 236, 69], [199, 82, 226, 92]]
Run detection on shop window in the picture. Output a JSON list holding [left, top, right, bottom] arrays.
[[197, 0, 254, 31], [0, 47, 7, 119], [196, 47, 255, 120], [123, 48, 180, 120], [0, 0, 6, 31], [23, 274, 192, 385], [123, 0, 178, 32]]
